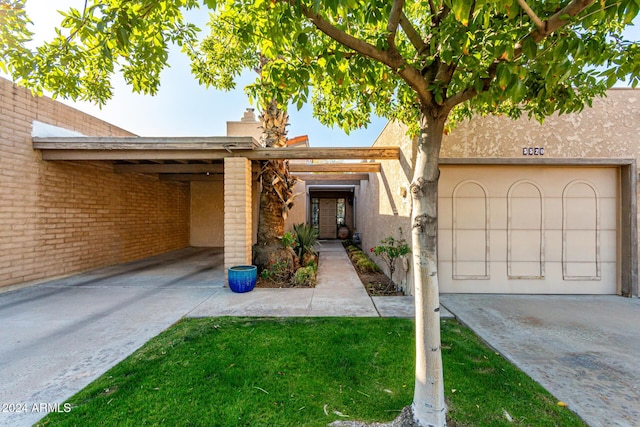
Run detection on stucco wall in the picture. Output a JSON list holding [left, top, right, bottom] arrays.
[[357, 89, 640, 295], [285, 180, 308, 231], [190, 181, 224, 247], [0, 78, 190, 289]]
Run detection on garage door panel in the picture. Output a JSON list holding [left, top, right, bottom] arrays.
[[600, 198, 618, 230], [601, 230, 617, 262], [488, 198, 507, 230], [545, 230, 563, 260], [564, 261, 598, 278], [439, 165, 618, 294], [438, 228, 452, 262], [510, 202, 543, 229], [455, 230, 488, 261], [544, 198, 563, 230], [438, 198, 453, 229], [509, 261, 544, 278], [455, 199, 487, 229], [489, 229, 507, 261], [564, 198, 598, 230], [564, 230, 598, 262], [510, 230, 543, 261], [454, 261, 489, 278]]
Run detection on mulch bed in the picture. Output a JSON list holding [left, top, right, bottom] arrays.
[[254, 276, 315, 288], [350, 261, 404, 297]]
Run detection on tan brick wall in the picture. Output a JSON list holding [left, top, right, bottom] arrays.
[[223, 157, 252, 273], [0, 78, 190, 288]]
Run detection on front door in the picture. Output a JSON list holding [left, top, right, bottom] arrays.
[[319, 199, 337, 239]]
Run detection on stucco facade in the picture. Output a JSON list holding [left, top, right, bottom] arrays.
[[357, 89, 639, 297]]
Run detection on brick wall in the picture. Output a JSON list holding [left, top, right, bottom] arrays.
[[0, 78, 190, 288], [223, 157, 252, 272]]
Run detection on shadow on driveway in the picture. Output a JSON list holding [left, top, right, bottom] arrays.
[[441, 294, 640, 427], [0, 247, 224, 427]]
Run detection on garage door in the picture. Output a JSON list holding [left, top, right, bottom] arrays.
[[438, 165, 618, 294]]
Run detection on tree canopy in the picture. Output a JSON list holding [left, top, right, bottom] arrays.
[[2, 0, 639, 134]]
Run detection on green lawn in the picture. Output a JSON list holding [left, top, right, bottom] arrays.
[[37, 318, 586, 426]]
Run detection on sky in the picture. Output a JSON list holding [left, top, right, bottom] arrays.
[[19, 0, 387, 148], [12, 1, 640, 148]]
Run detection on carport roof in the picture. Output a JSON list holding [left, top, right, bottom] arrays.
[[32, 136, 400, 161]]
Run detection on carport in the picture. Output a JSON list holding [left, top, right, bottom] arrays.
[[32, 135, 400, 275]]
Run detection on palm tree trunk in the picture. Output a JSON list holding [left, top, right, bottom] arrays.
[[253, 100, 297, 271]]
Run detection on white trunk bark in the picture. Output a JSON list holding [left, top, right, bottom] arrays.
[[411, 112, 446, 427]]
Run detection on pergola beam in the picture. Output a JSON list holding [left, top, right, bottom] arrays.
[[159, 174, 225, 182], [115, 163, 225, 174], [296, 173, 369, 181], [38, 147, 399, 161], [289, 163, 381, 173], [33, 136, 257, 149], [115, 162, 381, 174]]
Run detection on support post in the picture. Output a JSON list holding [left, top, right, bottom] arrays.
[[224, 157, 253, 281]]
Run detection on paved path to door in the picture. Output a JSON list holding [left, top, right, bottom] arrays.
[[441, 294, 640, 427], [188, 241, 378, 317]]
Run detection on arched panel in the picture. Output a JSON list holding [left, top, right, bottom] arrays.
[[563, 180, 601, 280], [507, 180, 545, 279], [452, 180, 489, 279]]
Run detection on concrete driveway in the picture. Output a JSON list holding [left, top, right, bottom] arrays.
[[0, 247, 225, 427], [441, 294, 640, 427]]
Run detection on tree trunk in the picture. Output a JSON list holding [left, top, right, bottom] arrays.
[[410, 111, 446, 427], [253, 100, 297, 271]]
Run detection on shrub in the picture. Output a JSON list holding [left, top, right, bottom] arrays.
[[261, 260, 291, 283], [370, 228, 410, 291], [292, 223, 319, 260], [356, 257, 380, 273], [281, 231, 297, 250], [292, 266, 316, 287]]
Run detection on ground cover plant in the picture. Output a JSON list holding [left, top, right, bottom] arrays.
[[344, 242, 403, 296], [37, 318, 585, 427]]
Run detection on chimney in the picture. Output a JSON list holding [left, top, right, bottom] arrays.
[[226, 108, 261, 139], [241, 108, 257, 122]]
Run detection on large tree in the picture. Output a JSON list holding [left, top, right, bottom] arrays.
[[2, 1, 640, 425]]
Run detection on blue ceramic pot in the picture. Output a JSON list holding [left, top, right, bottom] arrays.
[[228, 265, 257, 293]]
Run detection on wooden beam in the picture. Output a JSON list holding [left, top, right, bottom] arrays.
[[159, 174, 224, 182], [289, 163, 381, 173], [39, 146, 400, 161], [115, 163, 225, 174], [252, 147, 398, 160], [295, 173, 369, 181], [33, 136, 257, 149], [302, 180, 363, 186]]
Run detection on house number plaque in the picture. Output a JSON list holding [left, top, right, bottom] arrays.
[[522, 147, 545, 155]]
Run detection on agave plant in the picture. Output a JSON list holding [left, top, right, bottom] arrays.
[[292, 223, 319, 261]]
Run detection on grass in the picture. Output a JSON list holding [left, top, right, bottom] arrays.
[[37, 318, 586, 427]]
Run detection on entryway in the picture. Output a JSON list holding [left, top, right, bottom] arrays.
[[311, 191, 355, 239]]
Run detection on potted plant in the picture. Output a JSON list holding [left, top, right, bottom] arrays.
[[337, 220, 349, 239], [228, 265, 257, 293]]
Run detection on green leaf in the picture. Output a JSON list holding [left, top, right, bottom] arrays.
[[451, 0, 472, 26], [521, 36, 537, 59]]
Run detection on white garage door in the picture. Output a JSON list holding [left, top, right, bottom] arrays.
[[438, 165, 618, 294]]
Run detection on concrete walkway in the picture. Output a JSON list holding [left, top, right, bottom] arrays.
[[441, 294, 640, 427], [189, 241, 376, 316]]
